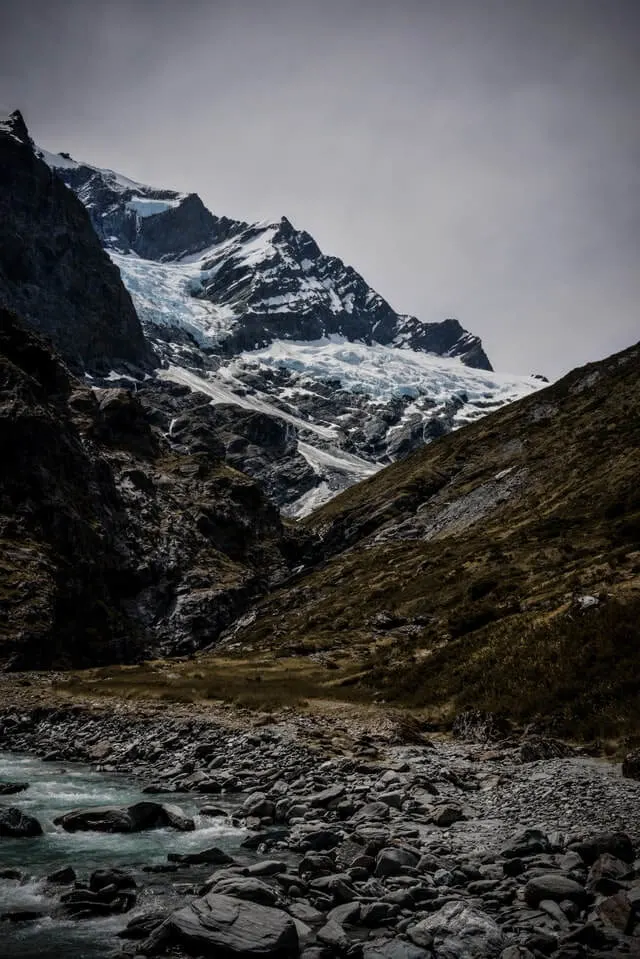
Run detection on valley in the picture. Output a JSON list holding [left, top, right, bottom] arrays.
[[0, 105, 639, 959]]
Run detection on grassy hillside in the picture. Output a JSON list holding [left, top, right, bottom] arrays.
[[60, 343, 640, 740]]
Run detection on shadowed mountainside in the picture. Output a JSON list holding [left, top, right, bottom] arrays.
[[0, 110, 152, 374], [0, 309, 298, 669]]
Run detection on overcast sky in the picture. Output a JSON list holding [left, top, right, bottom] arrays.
[[2, 0, 638, 377]]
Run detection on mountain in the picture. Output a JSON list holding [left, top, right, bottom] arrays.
[[209, 341, 640, 738], [39, 149, 492, 365], [39, 143, 544, 512], [0, 111, 152, 375], [0, 308, 296, 669]]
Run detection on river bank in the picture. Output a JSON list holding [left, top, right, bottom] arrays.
[[1, 692, 639, 958]]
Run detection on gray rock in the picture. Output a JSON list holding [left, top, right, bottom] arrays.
[[207, 877, 279, 908], [569, 831, 635, 865], [309, 784, 346, 808], [501, 828, 551, 859], [161, 892, 299, 958], [523, 874, 588, 908], [0, 806, 43, 838], [169, 846, 235, 866], [47, 866, 76, 884], [317, 918, 349, 951], [596, 890, 636, 934], [412, 900, 504, 958], [349, 801, 391, 825], [621, 748, 640, 781], [54, 801, 194, 833], [363, 941, 430, 959], [375, 847, 419, 877], [431, 804, 465, 827], [0, 782, 29, 795]]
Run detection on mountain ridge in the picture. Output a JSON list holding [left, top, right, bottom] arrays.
[[39, 143, 493, 369], [0, 110, 152, 375], [35, 134, 546, 511]]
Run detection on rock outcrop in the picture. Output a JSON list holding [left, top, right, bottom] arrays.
[[0, 110, 152, 374], [0, 310, 295, 668]]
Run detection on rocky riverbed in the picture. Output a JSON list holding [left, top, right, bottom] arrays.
[[0, 701, 639, 959]]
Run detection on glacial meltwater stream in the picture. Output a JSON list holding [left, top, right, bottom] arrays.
[[0, 751, 247, 958]]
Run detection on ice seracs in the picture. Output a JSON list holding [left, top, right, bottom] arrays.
[[38, 143, 546, 512]]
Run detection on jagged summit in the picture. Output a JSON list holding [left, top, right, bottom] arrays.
[[41, 145, 491, 369], [26, 131, 542, 512], [0, 109, 30, 144]]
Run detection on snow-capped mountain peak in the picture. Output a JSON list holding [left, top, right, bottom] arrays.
[[37, 143, 544, 514]]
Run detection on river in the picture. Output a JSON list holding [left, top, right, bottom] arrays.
[[0, 751, 247, 958]]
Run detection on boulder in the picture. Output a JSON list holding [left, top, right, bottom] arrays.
[[89, 868, 136, 892], [501, 828, 551, 859], [596, 890, 636, 934], [0, 782, 29, 796], [308, 784, 345, 808], [431, 803, 465, 827], [411, 900, 504, 958], [568, 831, 634, 865], [208, 877, 279, 908], [159, 892, 299, 958], [168, 846, 236, 866], [54, 801, 194, 833], [523, 874, 588, 909], [349, 801, 391, 825], [518, 737, 575, 762], [375, 846, 419, 877], [622, 748, 640, 781], [0, 806, 43, 838], [363, 941, 430, 959]]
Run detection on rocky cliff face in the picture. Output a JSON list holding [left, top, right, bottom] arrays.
[[43, 148, 242, 261], [0, 111, 152, 375], [0, 309, 296, 669], [43, 148, 492, 370]]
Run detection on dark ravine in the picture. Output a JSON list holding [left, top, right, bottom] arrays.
[[0, 703, 639, 958]]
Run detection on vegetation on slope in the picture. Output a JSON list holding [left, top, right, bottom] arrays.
[[205, 341, 640, 737]]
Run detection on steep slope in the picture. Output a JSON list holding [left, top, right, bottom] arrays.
[[38, 138, 543, 511], [0, 111, 152, 375], [40, 149, 491, 368], [0, 309, 296, 669], [216, 342, 640, 737]]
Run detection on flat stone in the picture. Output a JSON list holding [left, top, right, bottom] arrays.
[[168, 846, 236, 866], [163, 892, 299, 958], [207, 877, 279, 908]]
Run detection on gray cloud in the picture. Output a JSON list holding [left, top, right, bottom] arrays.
[[2, 0, 638, 376]]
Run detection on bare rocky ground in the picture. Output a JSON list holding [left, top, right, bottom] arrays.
[[0, 680, 639, 959]]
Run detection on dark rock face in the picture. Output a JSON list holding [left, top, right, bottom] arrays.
[[0, 806, 43, 838], [0, 310, 295, 668], [0, 110, 152, 374], [139, 381, 317, 509], [49, 159, 241, 261]]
